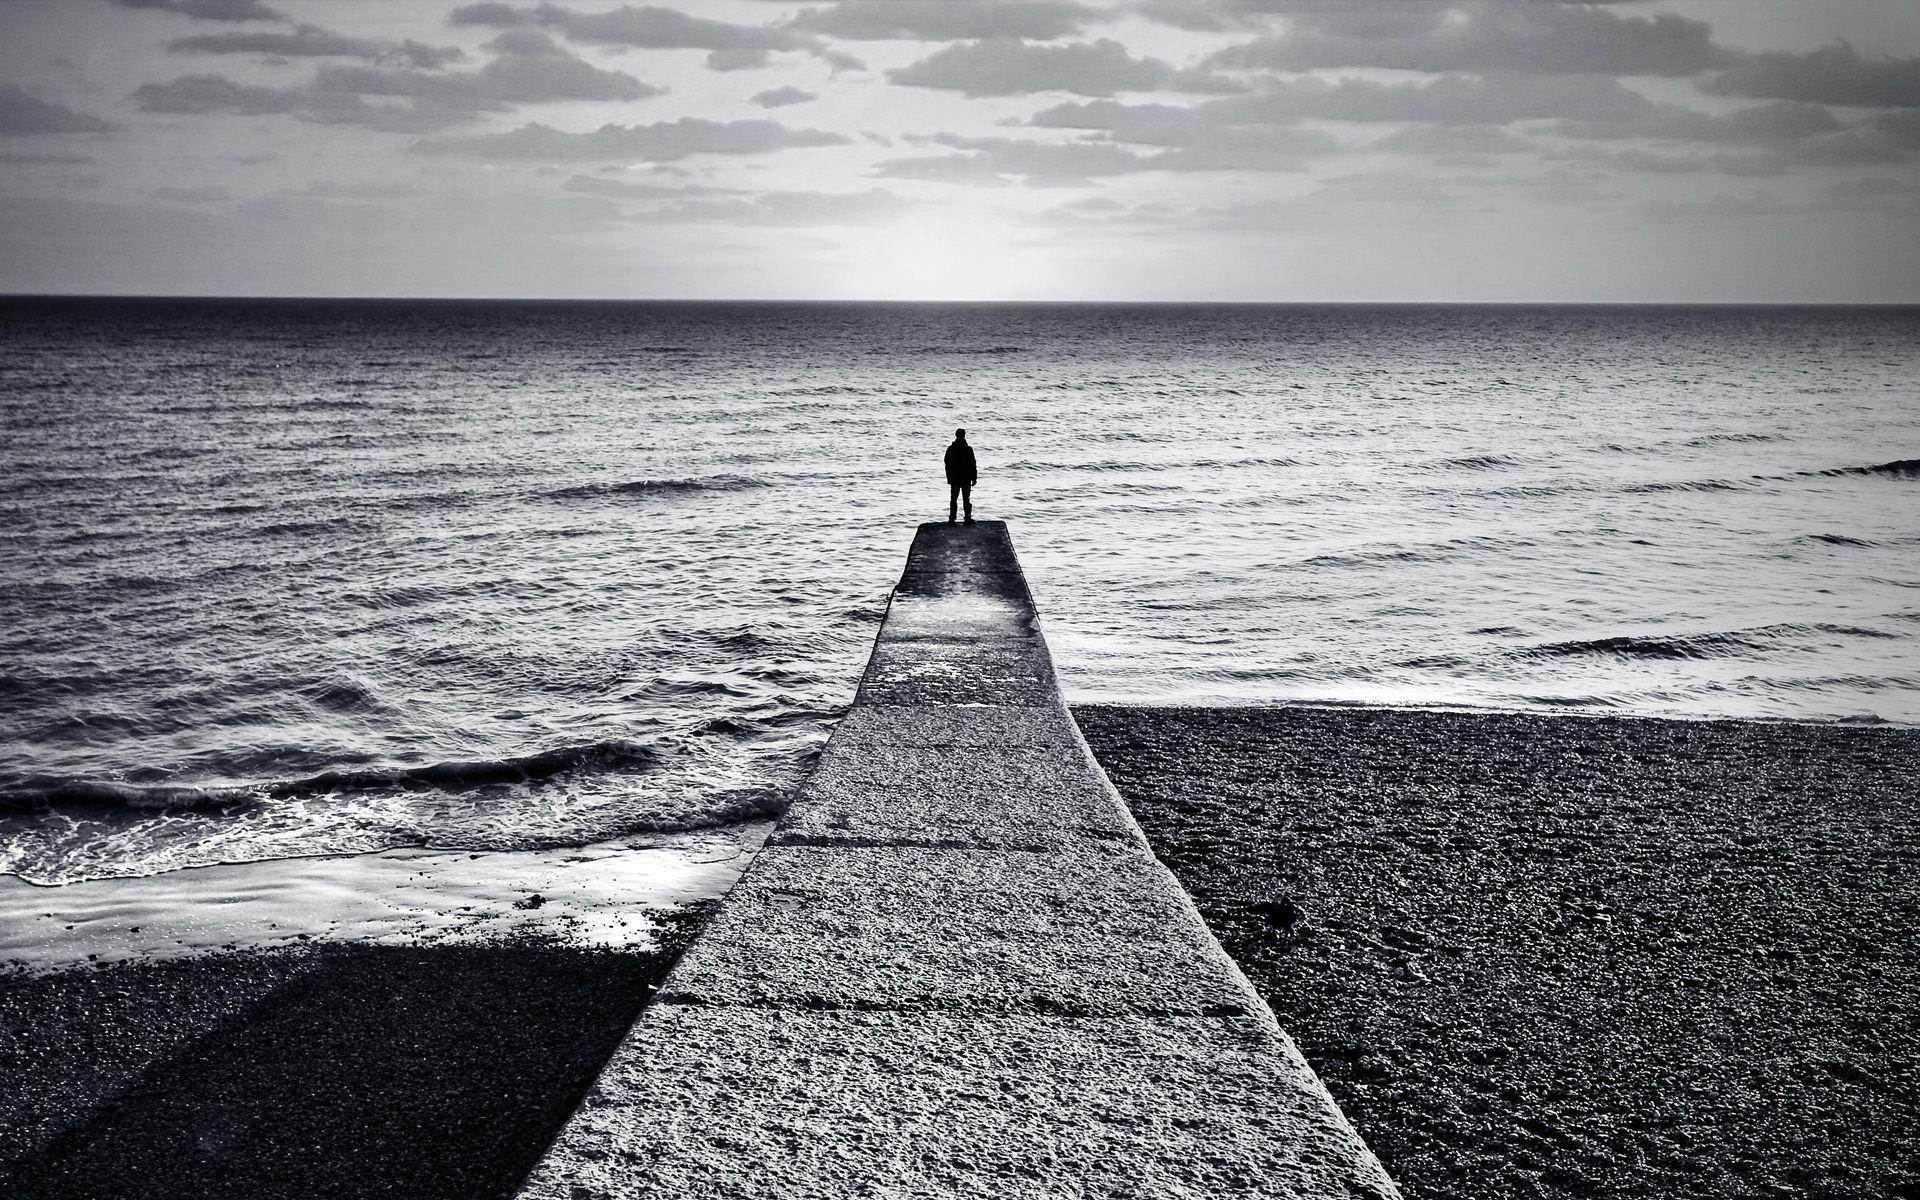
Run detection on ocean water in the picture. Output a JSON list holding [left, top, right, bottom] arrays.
[[3, 298, 1917, 886]]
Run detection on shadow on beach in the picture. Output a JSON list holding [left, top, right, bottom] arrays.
[[1, 907, 712, 1200]]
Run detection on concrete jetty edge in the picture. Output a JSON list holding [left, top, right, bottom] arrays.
[[516, 521, 1400, 1199]]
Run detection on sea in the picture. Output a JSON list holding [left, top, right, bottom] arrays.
[[3, 298, 1917, 900]]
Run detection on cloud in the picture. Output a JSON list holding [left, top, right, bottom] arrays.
[[873, 125, 1331, 183], [169, 24, 386, 58], [1781, 108, 1920, 166], [112, 0, 283, 20], [0, 83, 115, 134], [135, 74, 302, 116], [414, 117, 851, 161], [1545, 105, 1920, 174], [561, 173, 719, 199], [788, 1, 1098, 42], [152, 183, 231, 201], [1030, 76, 1890, 178], [1546, 144, 1789, 178], [299, 180, 423, 200], [887, 37, 1237, 98], [449, 2, 844, 71], [1368, 123, 1535, 157], [1640, 190, 1800, 223], [168, 23, 468, 68], [751, 86, 817, 109], [1139, 125, 1339, 172], [1825, 175, 1920, 205], [314, 31, 660, 104], [133, 73, 473, 132], [1310, 171, 1466, 208], [1546, 99, 1847, 147], [134, 31, 663, 132], [1704, 43, 1920, 110], [633, 187, 914, 226], [1205, 1, 1716, 78], [874, 134, 1148, 185], [1031, 75, 1662, 141]]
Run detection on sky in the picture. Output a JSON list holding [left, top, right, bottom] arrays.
[[1, 0, 1917, 301]]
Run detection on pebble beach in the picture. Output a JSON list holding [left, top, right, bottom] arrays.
[[1079, 704, 1920, 1199], [0, 909, 712, 1200]]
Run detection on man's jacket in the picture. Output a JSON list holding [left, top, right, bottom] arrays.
[[944, 441, 977, 486]]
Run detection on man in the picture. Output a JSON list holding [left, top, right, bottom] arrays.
[[944, 427, 977, 524]]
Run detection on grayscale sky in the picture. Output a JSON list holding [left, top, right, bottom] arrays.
[[2, 0, 1917, 300]]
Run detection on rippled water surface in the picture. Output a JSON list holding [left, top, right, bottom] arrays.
[[3, 298, 1916, 883]]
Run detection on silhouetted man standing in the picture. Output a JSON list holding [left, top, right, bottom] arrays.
[[945, 428, 976, 524]]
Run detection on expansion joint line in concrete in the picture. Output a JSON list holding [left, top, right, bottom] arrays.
[[516, 521, 1401, 1200]]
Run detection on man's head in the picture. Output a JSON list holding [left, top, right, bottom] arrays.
[[955, 428, 967, 441]]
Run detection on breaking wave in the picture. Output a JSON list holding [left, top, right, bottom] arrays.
[[881, 345, 1031, 356], [1514, 623, 1899, 663], [1430, 453, 1524, 471], [542, 474, 770, 500], [1624, 478, 1750, 494], [0, 739, 659, 814], [1801, 458, 1920, 480]]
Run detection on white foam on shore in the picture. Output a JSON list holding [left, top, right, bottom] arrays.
[[0, 822, 772, 974]]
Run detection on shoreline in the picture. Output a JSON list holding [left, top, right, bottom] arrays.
[[1078, 703, 1920, 1199], [1062, 693, 1914, 730], [6, 702, 1915, 1197], [0, 825, 768, 974]]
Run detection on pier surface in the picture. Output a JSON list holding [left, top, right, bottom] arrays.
[[518, 521, 1397, 1199]]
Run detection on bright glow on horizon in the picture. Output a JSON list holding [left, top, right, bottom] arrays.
[[841, 206, 1059, 301]]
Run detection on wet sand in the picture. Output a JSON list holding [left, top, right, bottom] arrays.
[[0, 909, 711, 1200], [1077, 704, 1920, 1200]]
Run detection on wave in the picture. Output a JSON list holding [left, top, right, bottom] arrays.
[[1623, 478, 1749, 493], [305, 680, 380, 711], [1000, 459, 1179, 473], [1189, 456, 1301, 470], [1621, 458, 1916, 495], [1801, 458, 1920, 480], [1681, 432, 1780, 447], [1485, 483, 1581, 499], [1298, 534, 1524, 569], [1430, 453, 1524, 471], [0, 739, 659, 814], [1799, 533, 1878, 547], [1514, 622, 1898, 662], [542, 474, 769, 500], [127, 445, 206, 462], [1038, 378, 1132, 391], [256, 518, 362, 538], [769, 385, 875, 397], [878, 345, 1030, 356]]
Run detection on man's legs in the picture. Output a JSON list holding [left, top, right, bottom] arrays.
[[949, 484, 959, 523], [962, 484, 973, 523]]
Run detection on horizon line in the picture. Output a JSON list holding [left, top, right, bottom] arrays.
[[5, 293, 1920, 308]]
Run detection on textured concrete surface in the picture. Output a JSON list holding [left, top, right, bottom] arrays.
[[659, 846, 1252, 1017], [776, 745, 1140, 851], [518, 521, 1398, 1200], [524, 1008, 1388, 1200]]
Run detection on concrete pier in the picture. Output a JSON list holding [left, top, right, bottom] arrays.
[[518, 522, 1399, 1199]]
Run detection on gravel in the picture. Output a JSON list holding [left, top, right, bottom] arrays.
[[0, 905, 713, 1200], [1076, 704, 1920, 1200]]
